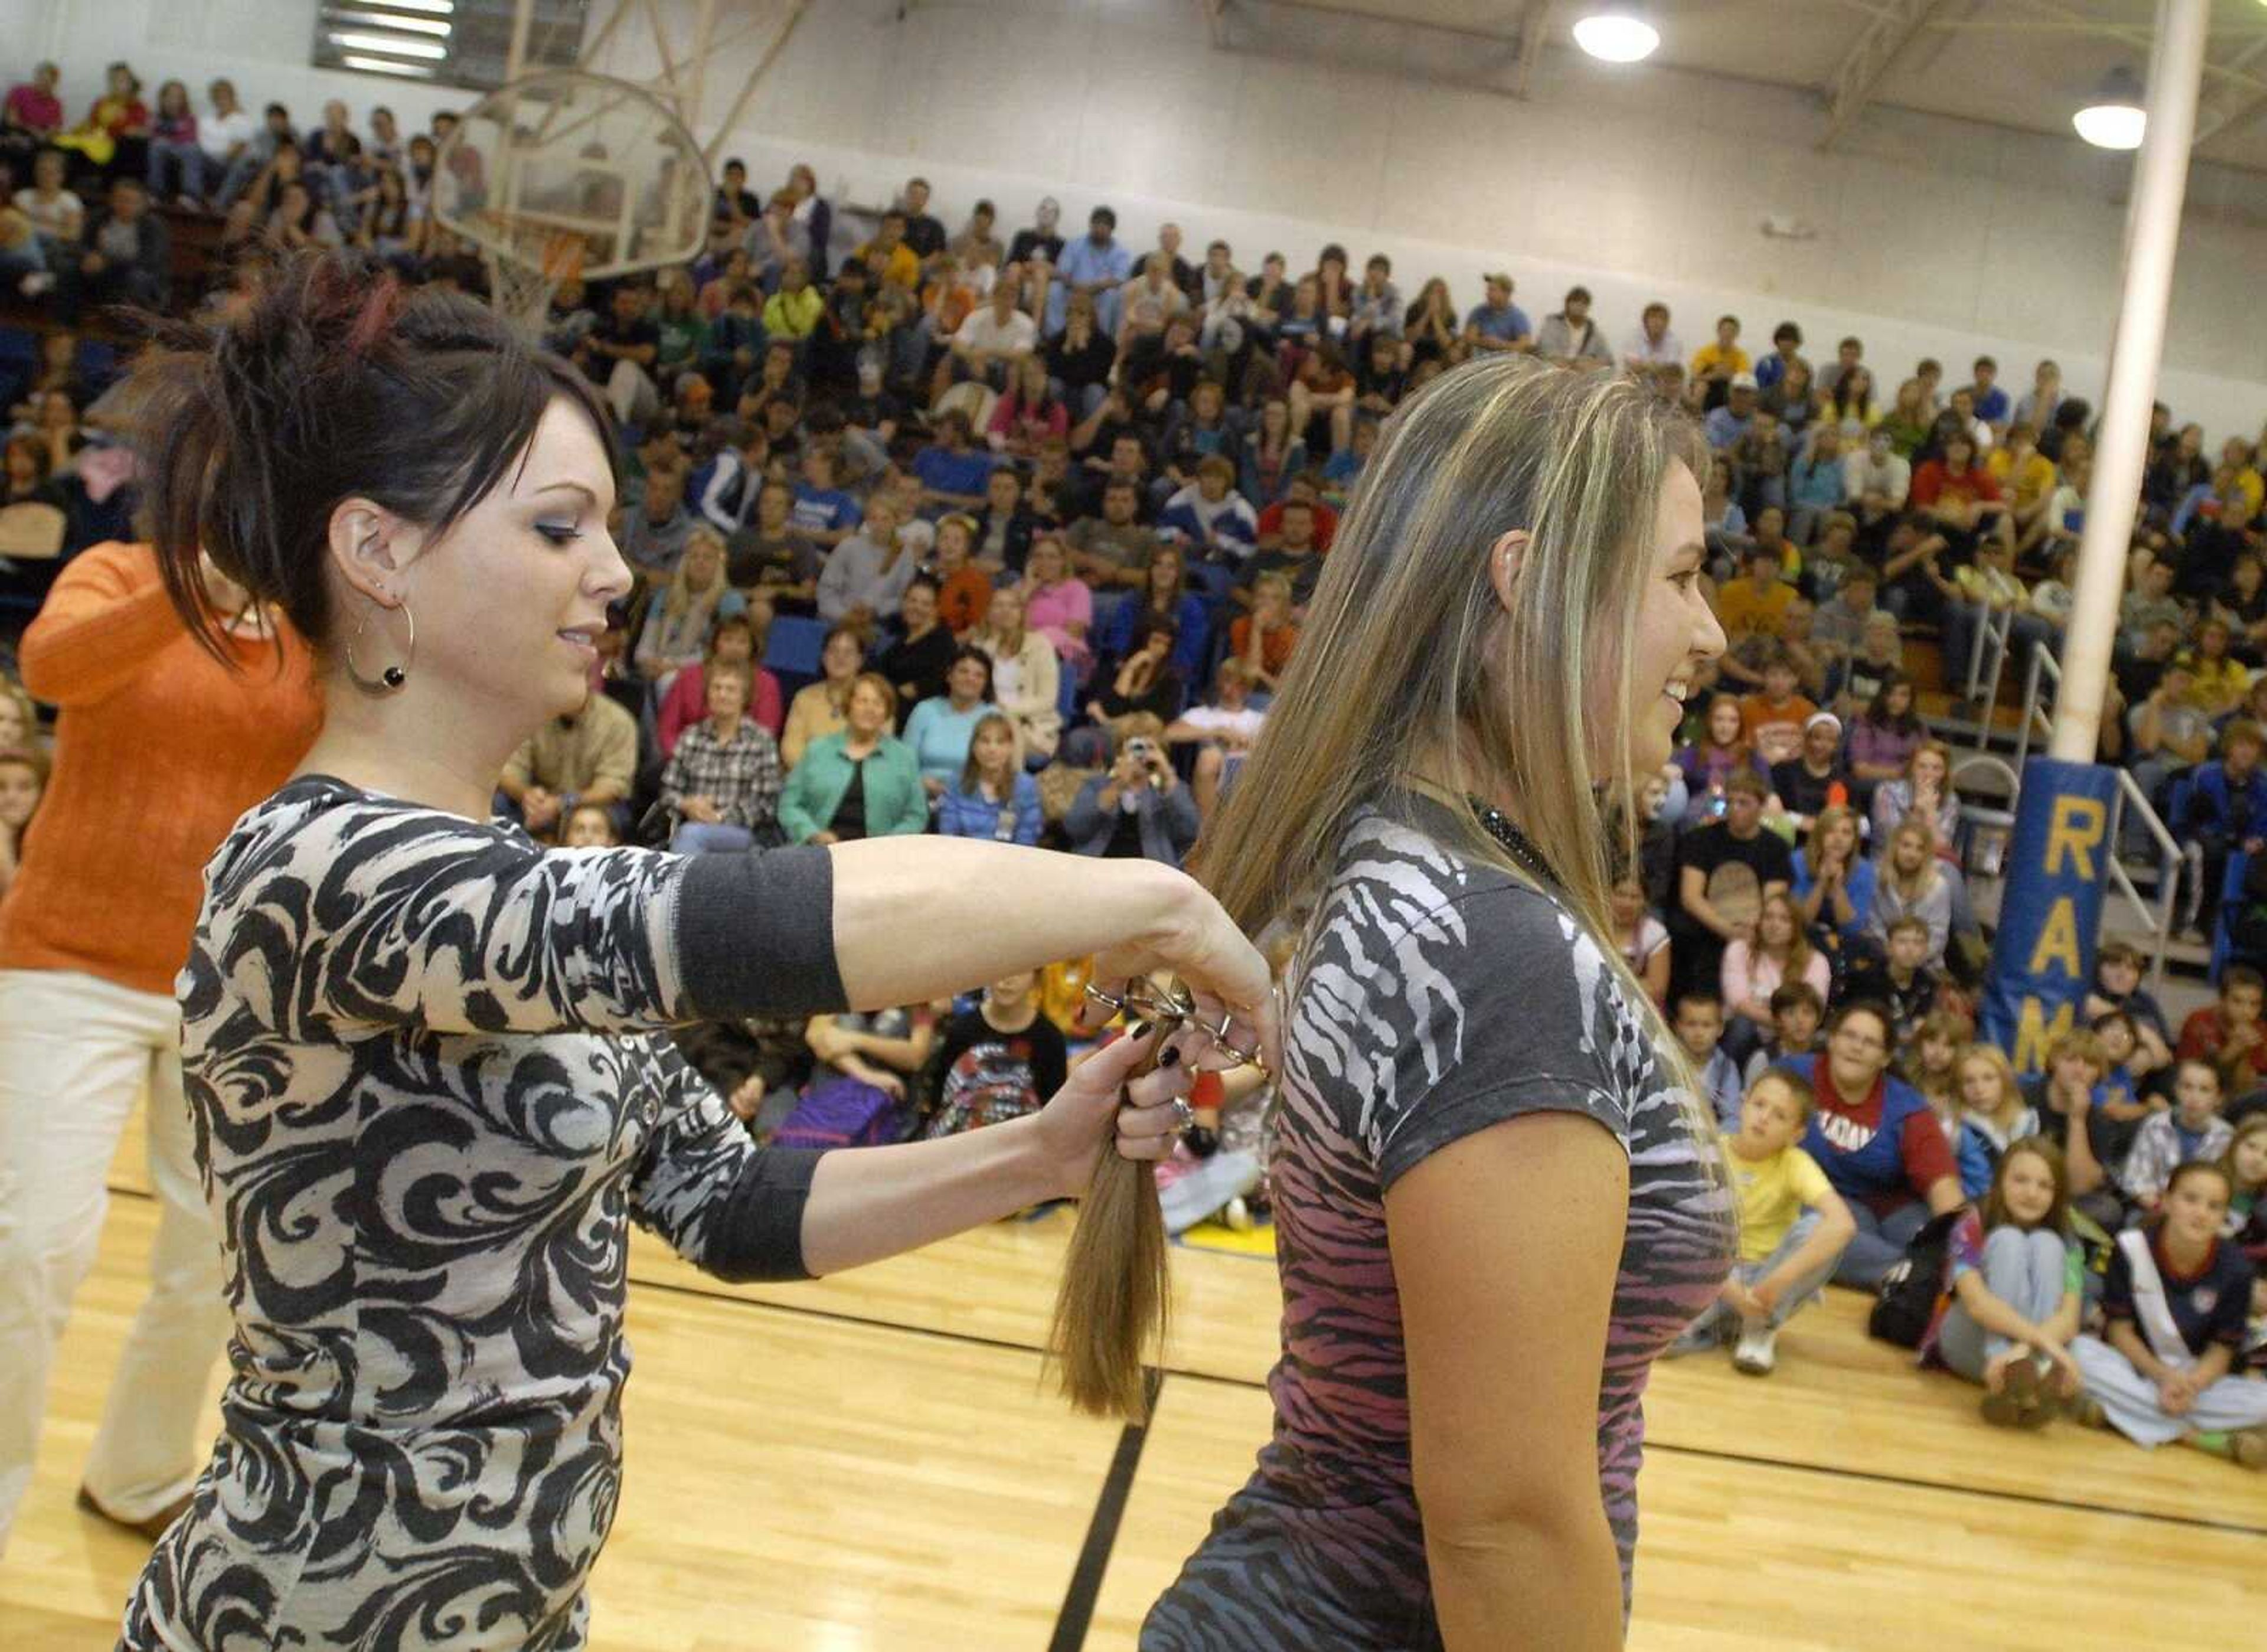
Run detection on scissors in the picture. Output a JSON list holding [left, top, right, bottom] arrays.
[[1082, 977, 1269, 1078]]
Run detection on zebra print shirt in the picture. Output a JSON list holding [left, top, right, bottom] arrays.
[[1145, 798, 1734, 1650], [120, 777, 844, 1651]]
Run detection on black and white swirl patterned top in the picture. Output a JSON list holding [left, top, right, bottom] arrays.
[[120, 775, 847, 1651]]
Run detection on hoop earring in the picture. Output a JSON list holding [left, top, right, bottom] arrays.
[[345, 598, 416, 696]]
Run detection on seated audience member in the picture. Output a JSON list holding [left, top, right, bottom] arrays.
[[2123, 1060, 2236, 1216], [1844, 671, 1922, 800], [632, 526, 745, 697], [2223, 1118, 2267, 1291], [1781, 1000, 1966, 1288], [902, 644, 998, 798], [912, 409, 998, 512], [1870, 821, 1954, 970], [1770, 710, 1850, 838], [1738, 646, 1817, 768], [2085, 939, 2175, 1071], [1165, 657, 1266, 821], [1066, 476, 1157, 596], [1921, 1140, 2086, 1428], [656, 611, 783, 756], [2028, 1029, 2128, 1230], [1792, 802, 1875, 955], [2068, 1161, 2267, 1462], [780, 622, 864, 769], [2128, 656, 2214, 827], [1019, 533, 1093, 674], [1807, 556, 1879, 674], [936, 711, 1041, 845], [0, 742, 47, 900], [561, 802, 620, 849], [1095, 540, 1210, 682], [1237, 497, 1324, 608], [1088, 619, 1185, 729], [1954, 1042, 2040, 1200], [1870, 739, 1960, 864], [971, 584, 1061, 763], [2174, 717, 2267, 939], [621, 462, 698, 579], [1228, 572, 1299, 697], [1675, 691, 1775, 821], [1835, 614, 1909, 727], [971, 466, 1040, 574], [1673, 988, 1746, 1128], [658, 659, 784, 853], [1237, 396, 1307, 510], [1721, 891, 1831, 1054], [776, 671, 927, 844], [876, 576, 956, 721], [1670, 1068, 1855, 1376], [1066, 721, 1200, 868], [928, 512, 998, 635], [1610, 871, 1671, 1007], [738, 1001, 940, 1134], [63, 177, 168, 322], [497, 691, 638, 843], [2180, 965, 2267, 1097], [817, 492, 918, 633], [1785, 426, 1848, 544], [940, 280, 1038, 400], [1904, 1009, 1971, 1137], [986, 356, 1069, 459], [1158, 455, 1259, 564], [920, 970, 1070, 1140], [1671, 767, 1794, 1001], [1715, 541, 1794, 642], [1744, 981, 1826, 1088], [788, 442, 862, 551]]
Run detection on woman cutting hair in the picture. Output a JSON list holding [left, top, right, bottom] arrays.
[[113, 250, 1270, 1651], [1138, 357, 1734, 1648]]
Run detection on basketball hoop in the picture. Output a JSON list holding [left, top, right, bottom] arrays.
[[485, 231, 588, 342], [433, 70, 711, 342]]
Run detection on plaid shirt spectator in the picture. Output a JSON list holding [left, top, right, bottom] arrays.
[[658, 719, 783, 830]]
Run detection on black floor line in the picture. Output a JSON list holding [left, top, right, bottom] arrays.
[[106, 1180, 2266, 1543], [1047, 1367, 1162, 1652]]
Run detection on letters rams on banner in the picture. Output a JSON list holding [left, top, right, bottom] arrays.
[[1980, 761, 2121, 1074]]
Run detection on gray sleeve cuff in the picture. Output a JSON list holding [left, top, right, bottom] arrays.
[[703, 1147, 827, 1282], [675, 844, 848, 1020]]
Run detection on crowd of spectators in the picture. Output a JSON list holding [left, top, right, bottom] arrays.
[[0, 57, 2262, 1466]]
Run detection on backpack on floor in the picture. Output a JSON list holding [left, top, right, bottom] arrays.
[[770, 1076, 912, 1150], [1867, 1208, 1967, 1349]]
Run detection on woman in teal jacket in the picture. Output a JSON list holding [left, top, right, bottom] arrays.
[[778, 672, 930, 843]]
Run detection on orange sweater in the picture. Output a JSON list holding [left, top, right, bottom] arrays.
[[0, 543, 324, 996]]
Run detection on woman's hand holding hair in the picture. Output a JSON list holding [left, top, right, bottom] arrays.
[[1033, 1022, 1197, 1197]]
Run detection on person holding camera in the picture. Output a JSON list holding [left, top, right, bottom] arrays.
[[1067, 719, 1200, 868]]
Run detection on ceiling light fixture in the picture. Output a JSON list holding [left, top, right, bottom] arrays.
[[2073, 64, 2147, 150], [1572, 12, 1661, 66]]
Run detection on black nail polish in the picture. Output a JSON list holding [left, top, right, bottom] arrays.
[[1159, 1046, 1183, 1069]]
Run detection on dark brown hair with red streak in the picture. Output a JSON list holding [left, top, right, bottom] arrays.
[[131, 249, 615, 661]]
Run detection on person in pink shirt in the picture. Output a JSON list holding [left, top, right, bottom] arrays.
[[655, 609, 783, 758], [1018, 532, 1093, 677]]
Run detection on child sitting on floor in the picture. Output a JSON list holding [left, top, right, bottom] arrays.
[[2122, 1059, 2236, 1216], [1902, 1008, 1971, 1144], [1673, 988, 1745, 1128], [1954, 1040, 2039, 1200], [1920, 1138, 2085, 1429], [2224, 1117, 2267, 1374], [1670, 1068, 1855, 1376], [1742, 981, 1824, 1088], [2069, 1160, 2267, 1467]]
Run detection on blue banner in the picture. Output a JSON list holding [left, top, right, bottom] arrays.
[[1980, 758, 2122, 1074]]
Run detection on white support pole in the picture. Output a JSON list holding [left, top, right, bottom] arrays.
[[2050, 0, 2209, 762]]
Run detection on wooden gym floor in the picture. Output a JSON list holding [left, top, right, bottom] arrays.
[[2, 1109, 2259, 1651]]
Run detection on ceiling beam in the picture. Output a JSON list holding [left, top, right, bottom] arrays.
[[1820, 0, 1954, 149], [1513, 1, 1549, 101], [2193, 31, 2267, 150]]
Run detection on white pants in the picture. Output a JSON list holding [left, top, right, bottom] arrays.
[[0, 969, 228, 1555], [2070, 1333, 2267, 1448]]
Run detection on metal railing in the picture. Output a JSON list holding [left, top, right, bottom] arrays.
[[2003, 643, 2180, 993]]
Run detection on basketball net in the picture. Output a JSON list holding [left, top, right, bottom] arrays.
[[486, 231, 586, 343]]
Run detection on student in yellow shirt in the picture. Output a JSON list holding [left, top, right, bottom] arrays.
[[1987, 421, 2057, 544], [1714, 540, 1795, 641], [1690, 313, 1750, 403], [1667, 1068, 1856, 1375]]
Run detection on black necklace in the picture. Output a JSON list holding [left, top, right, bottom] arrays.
[[1466, 796, 1561, 892]]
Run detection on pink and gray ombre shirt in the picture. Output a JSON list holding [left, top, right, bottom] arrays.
[[1144, 796, 1734, 1650]]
